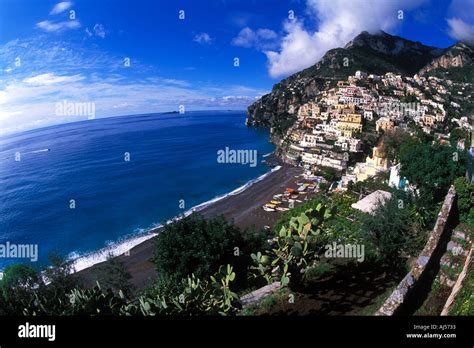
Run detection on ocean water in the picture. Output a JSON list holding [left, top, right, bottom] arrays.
[[0, 111, 275, 271]]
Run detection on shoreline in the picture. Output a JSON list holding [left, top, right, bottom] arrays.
[[77, 162, 310, 289], [69, 163, 283, 274]]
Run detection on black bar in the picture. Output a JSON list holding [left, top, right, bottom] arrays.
[[0, 316, 472, 346]]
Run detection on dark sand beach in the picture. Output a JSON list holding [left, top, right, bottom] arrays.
[[78, 163, 319, 289]]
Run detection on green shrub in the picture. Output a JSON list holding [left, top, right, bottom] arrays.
[[0, 264, 39, 306], [454, 177, 474, 224], [303, 262, 336, 283], [154, 214, 258, 288], [358, 196, 419, 268]]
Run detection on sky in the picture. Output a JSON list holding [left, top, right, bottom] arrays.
[[0, 0, 473, 136]]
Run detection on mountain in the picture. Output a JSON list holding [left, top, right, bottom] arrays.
[[419, 42, 474, 83], [246, 31, 455, 134]]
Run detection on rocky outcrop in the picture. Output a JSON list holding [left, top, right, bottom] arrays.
[[419, 42, 474, 76]]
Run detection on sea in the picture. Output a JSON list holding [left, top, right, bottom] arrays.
[[0, 111, 276, 272]]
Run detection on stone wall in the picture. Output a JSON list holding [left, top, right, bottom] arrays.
[[441, 246, 473, 315], [240, 282, 281, 308], [376, 186, 457, 316]]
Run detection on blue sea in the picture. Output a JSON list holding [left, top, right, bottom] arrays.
[[0, 111, 275, 271]]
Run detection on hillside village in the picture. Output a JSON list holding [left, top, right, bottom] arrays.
[[275, 69, 474, 192]]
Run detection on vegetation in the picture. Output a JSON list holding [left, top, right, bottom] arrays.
[[0, 259, 240, 316], [93, 253, 134, 297], [449, 258, 474, 316], [454, 177, 474, 225], [398, 140, 466, 203], [358, 196, 425, 268], [0, 133, 468, 316], [153, 214, 264, 287], [0, 264, 38, 306], [379, 128, 412, 163]]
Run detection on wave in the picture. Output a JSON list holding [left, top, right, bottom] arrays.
[[28, 149, 50, 153], [0, 148, 50, 161], [262, 151, 274, 158], [68, 165, 282, 274]]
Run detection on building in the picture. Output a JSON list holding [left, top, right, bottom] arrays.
[[376, 117, 395, 132], [353, 146, 390, 182], [388, 163, 409, 190], [363, 110, 374, 121], [301, 150, 347, 171], [336, 114, 363, 138], [301, 133, 323, 147], [351, 190, 392, 214], [298, 102, 320, 118]]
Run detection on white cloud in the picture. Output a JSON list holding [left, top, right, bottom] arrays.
[[193, 33, 212, 44], [0, 72, 266, 135], [93, 24, 106, 38], [447, 18, 474, 44], [0, 37, 267, 136], [23, 73, 85, 85], [263, 0, 427, 78], [36, 20, 80, 32], [50, 2, 73, 15], [231, 27, 278, 50]]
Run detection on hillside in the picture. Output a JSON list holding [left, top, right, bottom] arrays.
[[246, 31, 467, 134], [419, 42, 474, 83]]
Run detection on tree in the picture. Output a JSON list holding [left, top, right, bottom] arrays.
[[358, 197, 417, 268], [380, 128, 412, 163], [450, 128, 469, 147], [93, 253, 134, 298], [0, 264, 39, 313], [319, 166, 338, 182], [398, 141, 466, 203], [153, 214, 250, 282], [43, 253, 80, 299]]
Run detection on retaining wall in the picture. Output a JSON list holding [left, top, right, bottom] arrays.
[[376, 186, 458, 316]]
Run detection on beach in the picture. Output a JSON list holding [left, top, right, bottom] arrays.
[[77, 163, 316, 289]]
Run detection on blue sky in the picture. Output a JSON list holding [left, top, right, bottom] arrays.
[[0, 0, 473, 135]]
